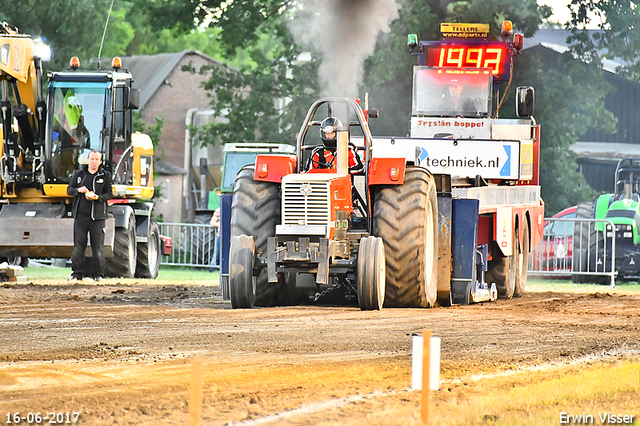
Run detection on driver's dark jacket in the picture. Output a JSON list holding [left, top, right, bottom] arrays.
[[67, 165, 113, 220]]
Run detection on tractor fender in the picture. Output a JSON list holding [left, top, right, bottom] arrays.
[[368, 157, 406, 185], [254, 154, 297, 183]]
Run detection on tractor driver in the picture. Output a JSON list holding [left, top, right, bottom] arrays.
[[308, 117, 364, 173]]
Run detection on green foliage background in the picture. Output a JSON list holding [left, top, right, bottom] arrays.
[[2, 0, 638, 215]]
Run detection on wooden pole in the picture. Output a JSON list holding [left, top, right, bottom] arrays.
[[421, 329, 431, 424], [188, 358, 204, 426]]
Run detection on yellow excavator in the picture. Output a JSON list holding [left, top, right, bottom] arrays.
[[0, 22, 164, 278]]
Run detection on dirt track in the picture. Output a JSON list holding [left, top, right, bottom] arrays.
[[1, 279, 639, 425]]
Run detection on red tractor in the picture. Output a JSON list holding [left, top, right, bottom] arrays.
[[229, 98, 439, 310], [228, 21, 544, 310]]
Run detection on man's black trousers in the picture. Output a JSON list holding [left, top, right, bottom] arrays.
[[71, 216, 106, 278]]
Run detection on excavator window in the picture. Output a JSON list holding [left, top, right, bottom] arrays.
[[113, 86, 126, 141], [47, 83, 109, 181], [111, 85, 133, 184]]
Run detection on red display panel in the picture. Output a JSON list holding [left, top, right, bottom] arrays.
[[421, 42, 511, 80]]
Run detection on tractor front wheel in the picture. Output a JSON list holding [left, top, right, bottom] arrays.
[[357, 236, 386, 310], [231, 166, 293, 306], [229, 235, 256, 308]]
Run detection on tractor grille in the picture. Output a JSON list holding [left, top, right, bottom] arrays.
[[282, 180, 331, 227]]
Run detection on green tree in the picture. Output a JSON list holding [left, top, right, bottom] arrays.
[[567, 0, 640, 80], [14, 0, 613, 215], [0, 0, 135, 71], [185, 6, 320, 146], [176, 0, 556, 141]]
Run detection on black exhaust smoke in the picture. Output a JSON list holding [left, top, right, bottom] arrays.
[[290, 0, 401, 98]]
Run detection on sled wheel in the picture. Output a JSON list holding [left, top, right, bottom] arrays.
[[514, 221, 530, 298]]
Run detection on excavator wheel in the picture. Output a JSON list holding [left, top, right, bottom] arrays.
[[373, 166, 439, 308], [1, 257, 29, 268], [230, 166, 294, 306], [105, 210, 137, 278], [135, 219, 161, 279], [229, 235, 256, 308], [357, 236, 386, 310]]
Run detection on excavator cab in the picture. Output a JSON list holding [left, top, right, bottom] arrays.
[[47, 85, 103, 179], [44, 59, 139, 186]]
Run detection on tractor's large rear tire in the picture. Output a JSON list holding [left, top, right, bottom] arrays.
[[230, 166, 293, 306], [357, 236, 386, 310], [572, 201, 596, 283], [513, 221, 530, 298], [373, 167, 439, 308], [135, 219, 161, 279], [229, 235, 256, 308], [105, 211, 137, 278]]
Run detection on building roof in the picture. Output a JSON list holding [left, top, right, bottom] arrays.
[[154, 159, 188, 175], [525, 28, 624, 73], [570, 142, 640, 161], [117, 50, 226, 110]]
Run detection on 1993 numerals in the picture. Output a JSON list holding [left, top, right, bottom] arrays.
[[5, 412, 80, 424]]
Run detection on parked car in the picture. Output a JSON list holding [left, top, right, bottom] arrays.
[[531, 205, 577, 272]]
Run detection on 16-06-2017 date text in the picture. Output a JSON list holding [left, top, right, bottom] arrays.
[[5, 412, 81, 424]]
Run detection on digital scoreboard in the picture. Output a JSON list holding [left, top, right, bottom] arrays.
[[419, 41, 512, 80]]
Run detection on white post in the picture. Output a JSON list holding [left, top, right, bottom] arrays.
[[412, 333, 441, 391]]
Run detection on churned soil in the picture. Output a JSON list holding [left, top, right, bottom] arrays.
[[1, 278, 639, 425]]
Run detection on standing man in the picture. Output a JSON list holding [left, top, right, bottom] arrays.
[[67, 150, 113, 281]]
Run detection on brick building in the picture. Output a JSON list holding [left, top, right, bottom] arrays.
[[119, 50, 229, 222]]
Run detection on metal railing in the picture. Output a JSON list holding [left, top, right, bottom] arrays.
[[528, 218, 616, 286], [159, 222, 218, 268], [160, 218, 620, 285]]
